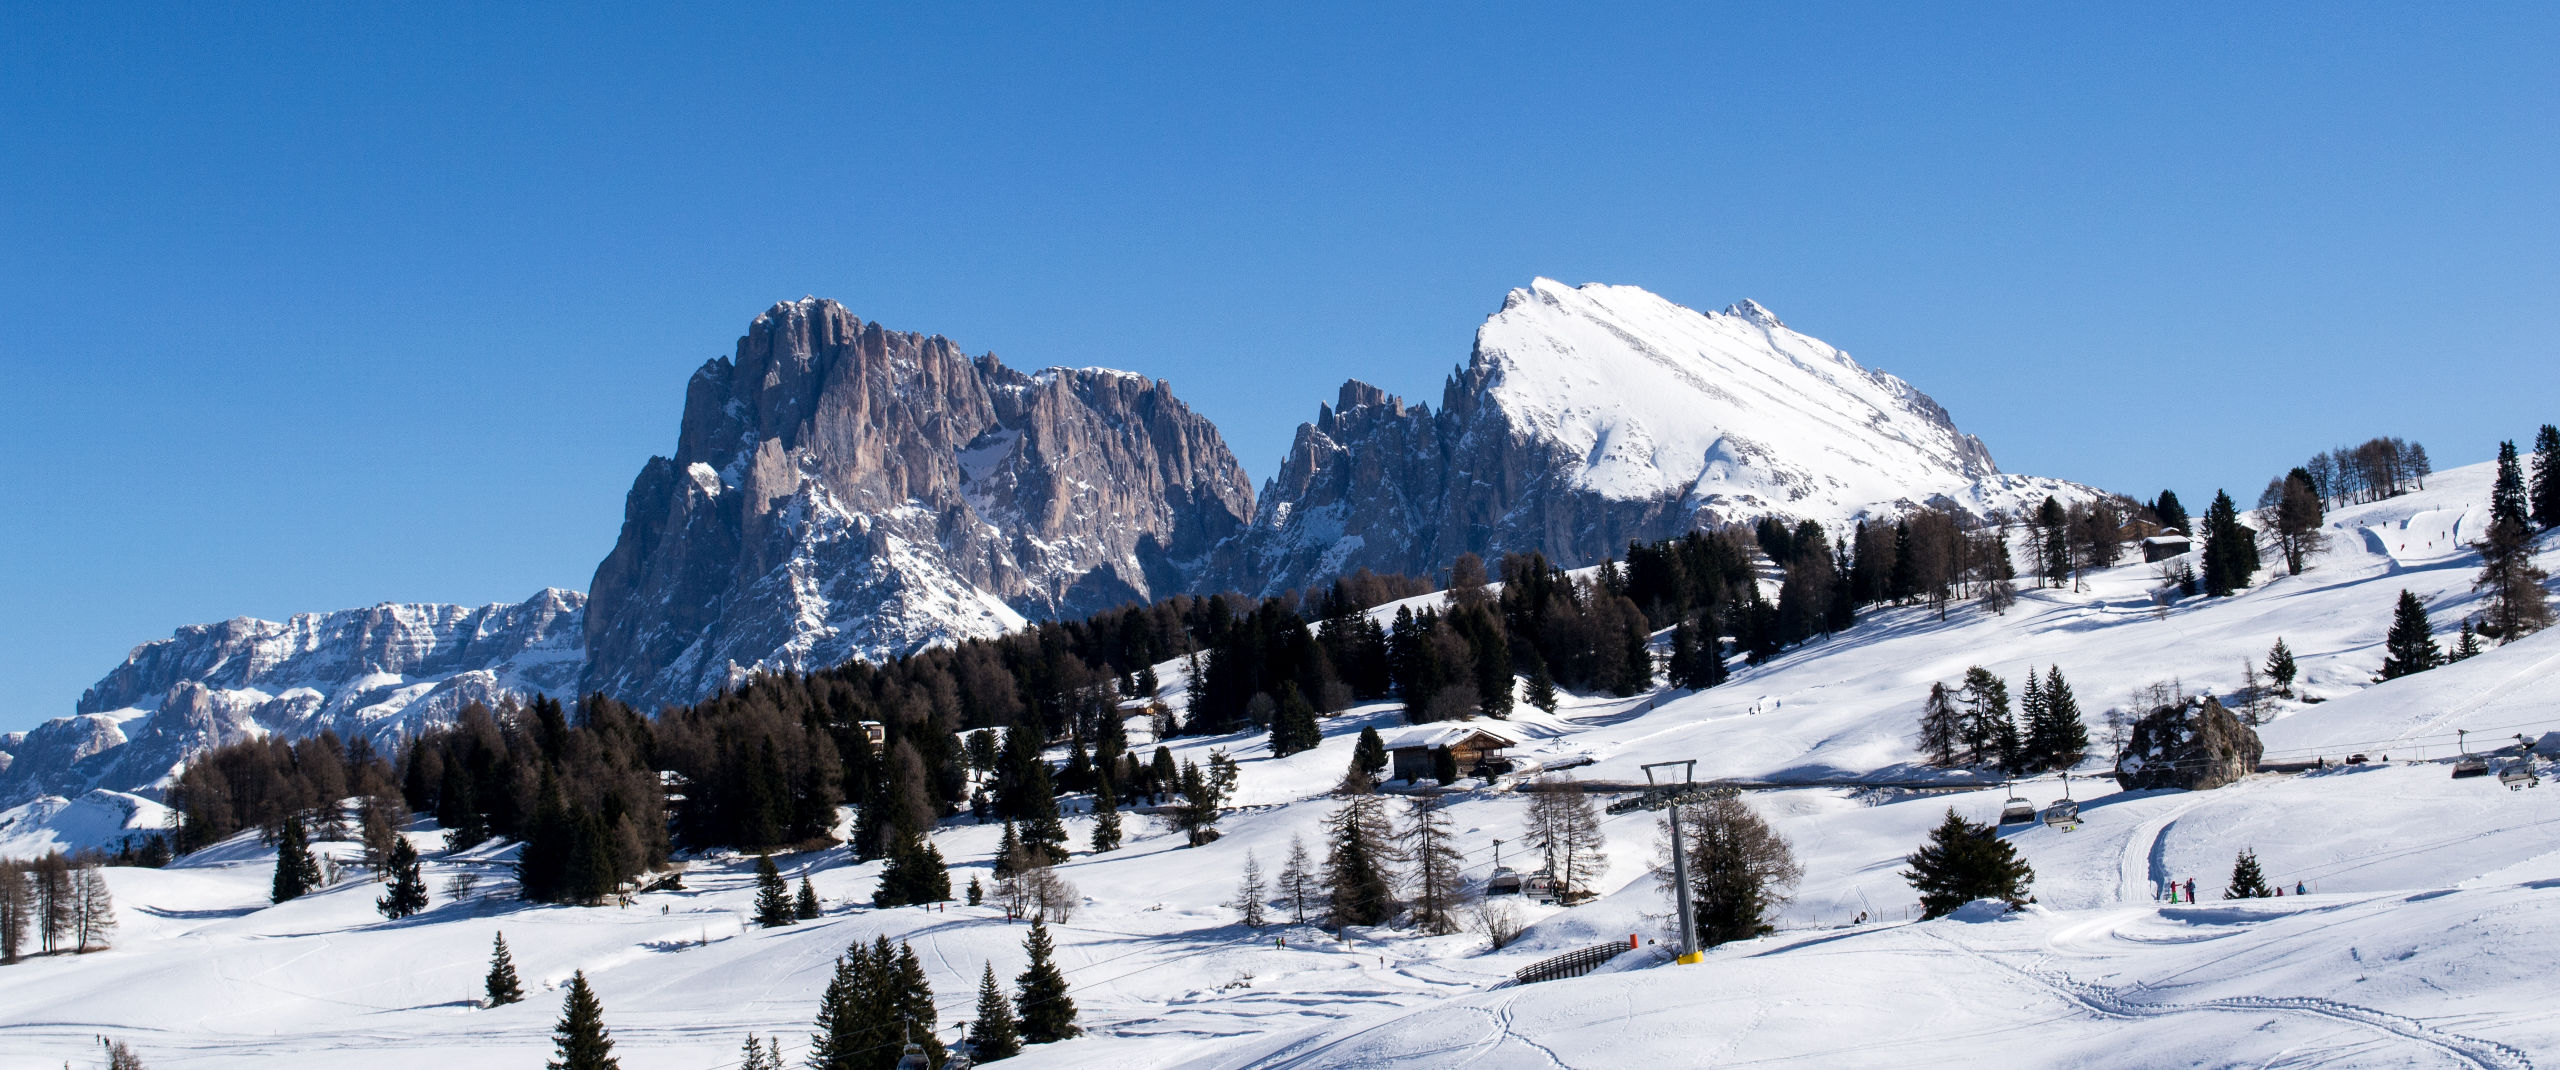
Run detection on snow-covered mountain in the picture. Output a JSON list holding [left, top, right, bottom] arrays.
[[579, 298, 1254, 711], [0, 590, 583, 807], [1230, 279, 2099, 593]]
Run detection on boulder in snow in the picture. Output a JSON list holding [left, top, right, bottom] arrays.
[[2115, 696, 2263, 791]]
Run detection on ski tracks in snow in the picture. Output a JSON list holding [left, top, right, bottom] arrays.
[[1917, 927, 2532, 1070]]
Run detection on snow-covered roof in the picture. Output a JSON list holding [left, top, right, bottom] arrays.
[[1381, 720, 1524, 751]]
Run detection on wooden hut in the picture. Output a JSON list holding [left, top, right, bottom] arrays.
[[1384, 722, 1522, 782]]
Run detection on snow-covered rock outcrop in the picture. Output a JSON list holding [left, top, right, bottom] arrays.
[[580, 298, 1254, 711], [1229, 279, 2103, 592]]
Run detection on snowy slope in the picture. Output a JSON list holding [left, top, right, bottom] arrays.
[[5, 480, 2554, 1064]]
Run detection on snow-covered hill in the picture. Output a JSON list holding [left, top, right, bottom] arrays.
[[1233, 280, 2102, 593], [4, 458, 2551, 1068]]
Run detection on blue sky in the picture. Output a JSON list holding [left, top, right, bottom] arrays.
[[3, 3, 2555, 729]]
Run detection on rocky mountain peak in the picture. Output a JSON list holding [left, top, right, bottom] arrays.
[[582, 299, 1253, 711]]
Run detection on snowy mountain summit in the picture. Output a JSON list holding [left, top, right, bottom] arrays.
[[1479, 279, 2001, 512], [1235, 279, 2096, 593]]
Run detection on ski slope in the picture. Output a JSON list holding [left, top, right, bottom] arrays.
[[2, 459, 2554, 1069]]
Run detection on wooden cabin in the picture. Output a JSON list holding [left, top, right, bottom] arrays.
[[856, 720, 886, 756], [1384, 722, 1522, 782], [2141, 530, 2192, 562]]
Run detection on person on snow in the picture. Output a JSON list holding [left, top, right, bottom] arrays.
[[2183, 878, 2196, 903]]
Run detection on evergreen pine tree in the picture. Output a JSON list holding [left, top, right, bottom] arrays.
[[806, 951, 864, 1070], [967, 875, 984, 906], [1917, 682, 1962, 767], [1620, 621, 1654, 690], [1887, 519, 1919, 602], [271, 815, 321, 904], [2450, 619, 2486, 661], [545, 971, 619, 1070], [993, 822, 1022, 879], [794, 875, 821, 920], [375, 834, 428, 919], [2201, 490, 2258, 597], [2223, 848, 2273, 899], [969, 961, 1022, 1061], [2492, 439, 2532, 532], [2153, 490, 2190, 535], [485, 932, 524, 1006], [2532, 423, 2560, 530], [1267, 683, 1323, 758], [1955, 667, 2013, 769], [1900, 809, 2035, 919], [2476, 440, 2556, 642], [737, 1033, 777, 1070], [2017, 674, 2048, 768], [893, 941, 945, 1068], [1524, 664, 1560, 711], [2264, 638, 2298, 697], [2039, 666, 2088, 762], [877, 833, 952, 908], [1014, 918, 1079, 1043], [1352, 726, 1387, 778], [752, 855, 794, 927], [2379, 590, 2442, 680], [1090, 774, 1122, 853], [1667, 620, 1703, 689], [1322, 795, 1399, 927]]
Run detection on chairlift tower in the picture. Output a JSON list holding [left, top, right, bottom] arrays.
[[1600, 760, 1732, 965]]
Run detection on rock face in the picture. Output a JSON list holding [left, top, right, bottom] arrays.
[[2114, 697, 2265, 791], [1226, 279, 2100, 593], [0, 590, 585, 806], [581, 298, 1253, 711]]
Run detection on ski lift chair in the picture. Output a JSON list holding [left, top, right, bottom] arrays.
[[2498, 759, 2540, 791], [2452, 756, 2491, 779], [895, 1042, 932, 1070], [2041, 774, 2080, 827], [1487, 867, 1523, 897], [1998, 780, 2037, 826]]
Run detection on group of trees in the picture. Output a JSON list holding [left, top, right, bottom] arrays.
[[1917, 666, 2088, 774], [396, 696, 668, 904], [2025, 495, 2129, 590], [0, 852, 117, 962], [532, 920, 1077, 1070], [2375, 429, 2558, 681], [2257, 469, 2328, 575], [2298, 437, 2432, 507], [167, 728, 402, 855]]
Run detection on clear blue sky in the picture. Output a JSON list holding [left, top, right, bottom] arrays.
[[4, 3, 2555, 730]]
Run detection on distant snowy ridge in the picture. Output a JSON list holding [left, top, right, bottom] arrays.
[[0, 590, 583, 808]]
